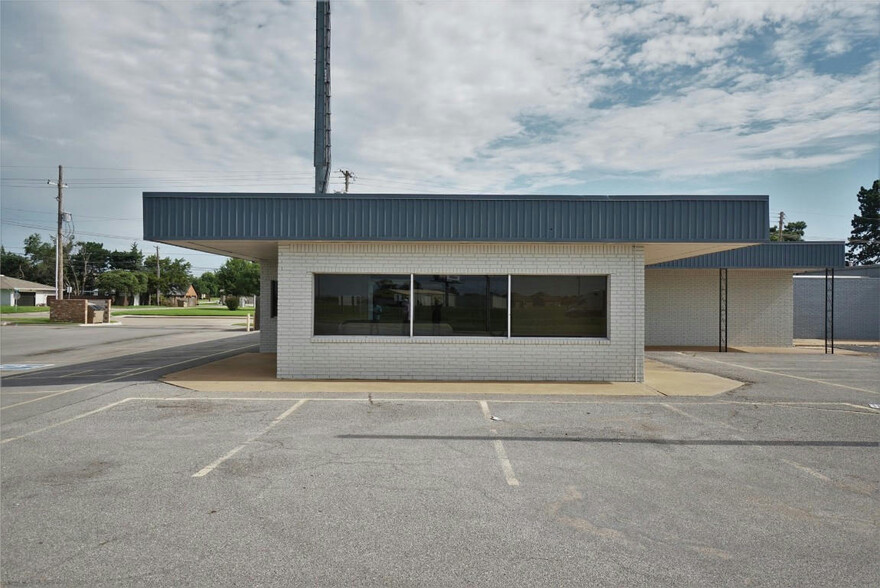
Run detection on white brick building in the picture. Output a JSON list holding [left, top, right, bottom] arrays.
[[142, 192, 841, 382]]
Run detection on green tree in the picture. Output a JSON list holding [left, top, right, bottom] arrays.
[[22, 233, 57, 285], [846, 179, 880, 265], [193, 271, 220, 298], [143, 255, 193, 303], [95, 270, 148, 306], [67, 241, 110, 294], [216, 258, 260, 297], [0, 247, 29, 279], [108, 243, 144, 272], [769, 221, 807, 242]]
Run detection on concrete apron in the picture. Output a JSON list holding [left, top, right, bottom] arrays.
[[162, 354, 742, 397]]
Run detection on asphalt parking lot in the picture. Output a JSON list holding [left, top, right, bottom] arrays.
[[1, 327, 878, 587]]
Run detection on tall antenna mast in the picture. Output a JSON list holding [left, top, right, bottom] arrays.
[[314, 0, 331, 194]]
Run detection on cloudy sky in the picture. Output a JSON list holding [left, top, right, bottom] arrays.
[[2, 0, 878, 273]]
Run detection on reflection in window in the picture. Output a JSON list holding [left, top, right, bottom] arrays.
[[314, 274, 410, 336], [413, 275, 507, 336], [510, 276, 607, 337]]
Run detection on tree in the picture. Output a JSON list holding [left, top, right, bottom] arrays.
[[143, 255, 194, 302], [193, 271, 220, 298], [769, 221, 807, 242], [67, 241, 110, 294], [95, 270, 148, 306], [108, 243, 144, 272], [216, 258, 260, 298], [22, 233, 56, 285], [0, 247, 29, 279], [846, 179, 880, 265]]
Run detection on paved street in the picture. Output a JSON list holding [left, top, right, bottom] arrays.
[[1, 326, 878, 586]]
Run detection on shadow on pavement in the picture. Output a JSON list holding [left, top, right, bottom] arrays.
[[0, 333, 260, 389], [338, 434, 879, 447]]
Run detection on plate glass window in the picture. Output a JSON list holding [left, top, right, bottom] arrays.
[[510, 276, 607, 337], [413, 275, 507, 336], [314, 274, 411, 336]]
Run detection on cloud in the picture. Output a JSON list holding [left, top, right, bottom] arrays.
[[0, 0, 878, 261]]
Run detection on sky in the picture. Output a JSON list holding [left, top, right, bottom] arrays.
[[2, 0, 878, 274]]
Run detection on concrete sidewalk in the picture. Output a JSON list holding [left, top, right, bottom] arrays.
[[163, 353, 743, 397]]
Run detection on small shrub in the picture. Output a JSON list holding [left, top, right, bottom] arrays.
[[225, 297, 240, 311]]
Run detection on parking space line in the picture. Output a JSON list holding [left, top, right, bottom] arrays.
[[192, 399, 308, 478], [124, 396, 880, 412], [0, 398, 133, 444], [662, 403, 742, 432], [685, 354, 879, 395], [0, 343, 259, 411], [53, 369, 94, 378], [658, 402, 864, 494], [479, 400, 520, 487]]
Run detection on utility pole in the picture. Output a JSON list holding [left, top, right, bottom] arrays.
[[47, 165, 67, 300], [155, 245, 161, 306], [314, 0, 331, 193], [777, 211, 785, 241], [339, 169, 355, 193]]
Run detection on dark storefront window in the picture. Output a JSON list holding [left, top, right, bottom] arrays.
[[413, 275, 507, 336], [314, 274, 410, 336], [510, 276, 607, 337]]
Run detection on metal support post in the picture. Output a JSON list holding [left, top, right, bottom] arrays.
[[825, 268, 834, 354]]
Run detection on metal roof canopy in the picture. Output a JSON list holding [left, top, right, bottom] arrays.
[[142, 192, 770, 265], [648, 242, 845, 269]]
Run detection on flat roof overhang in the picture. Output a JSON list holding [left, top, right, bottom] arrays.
[[647, 242, 846, 269], [143, 193, 771, 265], [151, 238, 757, 266]]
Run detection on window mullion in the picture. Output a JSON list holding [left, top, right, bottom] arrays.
[[409, 274, 414, 338], [507, 274, 512, 338]]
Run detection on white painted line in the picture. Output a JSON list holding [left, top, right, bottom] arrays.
[[53, 369, 94, 378], [122, 396, 880, 411], [478, 400, 520, 487], [661, 403, 741, 432], [492, 438, 520, 487], [0, 343, 259, 411], [686, 354, 879, 396], [479, 400, 492, 420], [0, 398, 133, 444], [192, 399, 308, 478], [779, 458, 832, 482], [661, 403, 848, 491]]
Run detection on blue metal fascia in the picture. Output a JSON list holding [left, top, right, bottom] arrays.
[[647, 242, 845, 269], [143, 193, 770, 243]]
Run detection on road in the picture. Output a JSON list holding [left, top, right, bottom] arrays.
[[1, 323, 878, 587]]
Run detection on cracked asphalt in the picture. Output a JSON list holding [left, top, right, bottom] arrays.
[[1, 323, 878, 587]]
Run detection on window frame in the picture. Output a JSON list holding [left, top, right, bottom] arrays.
[[311, 273, 609, 340]]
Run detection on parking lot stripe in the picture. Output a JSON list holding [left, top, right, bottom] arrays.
[[124, 396, 880, 413], [0, 343, 259, 411], [686, 354, 879, 396], [192, 399, 308, 478], [0, 398, 133, 444], [479, 400, 520, 487]]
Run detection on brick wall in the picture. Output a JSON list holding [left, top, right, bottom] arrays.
[[275, 242, 644, 382], [794, 275, 879, 340], [646, 269, 794, 347], [49, 299, 87, 323]]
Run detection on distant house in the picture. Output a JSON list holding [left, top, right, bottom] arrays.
[[166, 284, 198, 307], [0, 275, 55, 307]]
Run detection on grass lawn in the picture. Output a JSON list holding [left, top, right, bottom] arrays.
[[0, 306, 50, 314], [0, 317, 54, 325], [112, 308, 253, 316]]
